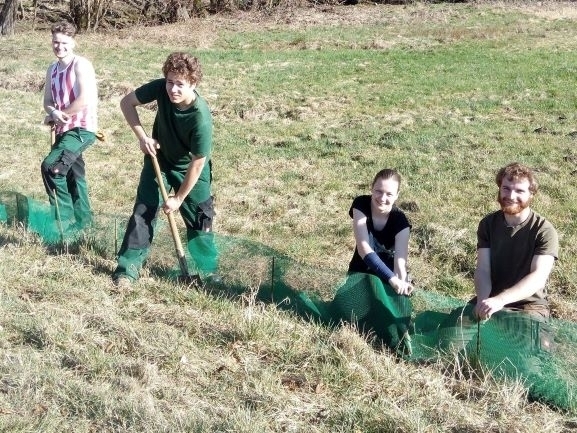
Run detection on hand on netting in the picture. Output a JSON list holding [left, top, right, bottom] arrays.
[[474, 297, 505, 320], [389, 276, 414, 296]]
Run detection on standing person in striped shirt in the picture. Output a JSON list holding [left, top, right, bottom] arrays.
[[41, 21, 98, 232]]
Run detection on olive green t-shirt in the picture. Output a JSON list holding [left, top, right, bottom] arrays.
[[135, 79, 213, 179], [477, 209, 559, 307]]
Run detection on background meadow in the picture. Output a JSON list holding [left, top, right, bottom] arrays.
[[1, 1, 577, 431]]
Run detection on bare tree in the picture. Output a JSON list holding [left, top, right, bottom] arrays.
[[70, 0, 112, 31], [0, 0, 19, 36]]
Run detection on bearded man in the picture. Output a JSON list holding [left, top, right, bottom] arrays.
[[473, 162, 559, 323]]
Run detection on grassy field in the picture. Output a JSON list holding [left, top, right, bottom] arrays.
[[1, 1, 577, 431]]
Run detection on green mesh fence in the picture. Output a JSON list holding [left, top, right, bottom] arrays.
[[1, 192, 576, 413], [0, 191, 96, 244]]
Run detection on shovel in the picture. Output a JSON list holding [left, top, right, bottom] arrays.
[[150, 154, 201, 285]]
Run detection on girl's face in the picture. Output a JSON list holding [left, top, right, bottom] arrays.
[[371, 177, 400, 215]]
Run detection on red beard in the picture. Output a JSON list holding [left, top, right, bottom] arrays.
[[497, 194, 532, 215]]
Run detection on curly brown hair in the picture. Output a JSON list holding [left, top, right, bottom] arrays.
[[495, 162, 538, 194], [51, 21, 77, 37], [162, 52, 203, 85]]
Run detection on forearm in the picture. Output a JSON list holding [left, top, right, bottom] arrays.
[[43, 71, 56, 115], [44, 100, 57, 115], [130, 124, 149, 143], [120, 103, 147, 141], [363, 252, 394, 281], [393, 227, 410, 281], [59, 99, 89, 116], [364, 252, 413, 295], [174, 160, 204, 201], [394, 257, 408, 281], [44, 95, 61, 116], [45, 88, 93, 116], [474, 269, 492, 301], [493, 272, 547, 306]]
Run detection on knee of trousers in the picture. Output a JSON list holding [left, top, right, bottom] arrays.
[[41, 161, 59, 193]]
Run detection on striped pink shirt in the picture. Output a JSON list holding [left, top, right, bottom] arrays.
[[50, 56, 97, 135]]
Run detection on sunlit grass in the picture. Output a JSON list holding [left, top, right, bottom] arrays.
[[1, 1, 577, 431]]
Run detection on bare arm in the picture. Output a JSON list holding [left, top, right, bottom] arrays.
[[493, 254, 555, 305], [162, 155, 207, 214], [473, 247, 493, 319], [393, 227, 410, 283], [43, 65, 54, 115], [352, 208, 373, 258], [65, 57, 97, 115], [352, 209, 413, 295], [475, 253, 555, 319], [120, 91, 159, 155], [474, 248, 492, 301]]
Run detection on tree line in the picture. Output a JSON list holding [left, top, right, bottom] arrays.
[[0, 0, 324, 35], [1, 0, 466, 36]]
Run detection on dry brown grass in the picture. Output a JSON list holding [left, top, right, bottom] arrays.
[[2, 2, 577, 431]]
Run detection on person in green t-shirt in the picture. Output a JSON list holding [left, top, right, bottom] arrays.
[[113, 52, 218, 287], [473, 162, 559, 321]]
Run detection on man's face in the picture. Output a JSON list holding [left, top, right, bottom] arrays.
[[165, 72, 196, 108], [498, 176, 533, 215], [52, 33, 75, 60]]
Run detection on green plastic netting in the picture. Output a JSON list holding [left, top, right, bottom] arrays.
[[1, 192, 576, 413]]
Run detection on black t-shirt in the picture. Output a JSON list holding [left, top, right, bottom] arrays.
[[347, 195, 411, 274]]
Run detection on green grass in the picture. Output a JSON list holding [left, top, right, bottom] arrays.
[[2, 1, 577, 431]]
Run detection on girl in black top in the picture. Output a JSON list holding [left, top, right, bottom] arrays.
[[348, 168, 413, 295]]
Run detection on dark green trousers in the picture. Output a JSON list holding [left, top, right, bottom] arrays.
[[114, 155, 218, 281], [40, 128, 95, 229]]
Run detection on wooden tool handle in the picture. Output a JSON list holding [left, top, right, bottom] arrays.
[[150, 154, 187, 258]]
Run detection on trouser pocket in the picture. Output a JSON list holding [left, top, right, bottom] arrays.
[[48, 149, 78, 176], [197, 196, 216, 232]]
